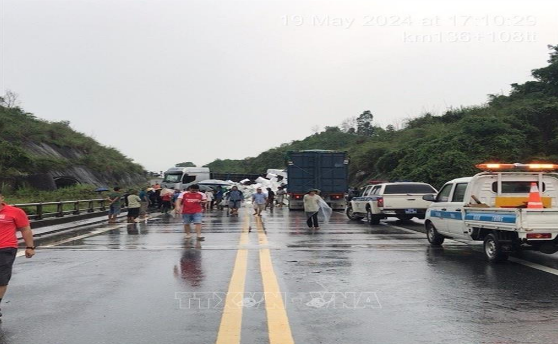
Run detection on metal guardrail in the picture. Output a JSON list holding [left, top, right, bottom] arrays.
[[13, 198, 116, 221]]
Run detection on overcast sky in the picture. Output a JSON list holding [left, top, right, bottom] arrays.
[[2, 0, 557, 172]]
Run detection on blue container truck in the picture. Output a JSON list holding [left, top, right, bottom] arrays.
[[287, 150, 349, 210]]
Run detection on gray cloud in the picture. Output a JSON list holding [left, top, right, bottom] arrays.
[[2, 0, 557, 171]]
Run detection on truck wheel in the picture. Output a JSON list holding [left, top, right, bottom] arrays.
[[426, 222, 444, 246], [484, 233, 509, 262], [346, 206, 364, 221], [366, 208, 381, 225]]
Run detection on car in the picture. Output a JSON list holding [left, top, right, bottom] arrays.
[[347, 182, 438, 224]]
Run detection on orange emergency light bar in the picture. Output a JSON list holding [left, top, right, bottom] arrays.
[[476, 163, 558, 171], [476, 163, 515, 170]]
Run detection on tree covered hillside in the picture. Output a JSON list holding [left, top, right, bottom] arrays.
[[207, 45, 558, 188], [0, 99, 144, 180], [206, 128, 370, 173]]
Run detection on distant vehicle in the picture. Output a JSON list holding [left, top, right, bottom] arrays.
[[424, 163, 558, 262], [161, 166, 264, 190], [198, 179, 234, 189], [161, 167, 211, 190], [287, 150, 349, 210], [347, 182, 437, 224]]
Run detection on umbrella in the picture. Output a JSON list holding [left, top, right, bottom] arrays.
[[198, 185, 215, 192], [95, 187, 109, 192]]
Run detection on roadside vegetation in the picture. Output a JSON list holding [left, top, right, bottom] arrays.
[[3, 184, 149, 216], [3, 184, 106, 216], [0, 97, 145, 178], [5, 185, 102, 204], [207, 45, 558, 188]]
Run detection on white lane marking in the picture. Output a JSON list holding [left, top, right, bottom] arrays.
[[17, 217, 162, 258], [381, 223, 425, 235], [41, 225, 129, 248], [387, 222, 558, 277], [509, 257, 558, 276]]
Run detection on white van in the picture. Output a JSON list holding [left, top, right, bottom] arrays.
[[161, 167, 211, 190]]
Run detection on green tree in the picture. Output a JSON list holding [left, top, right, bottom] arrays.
[[356, 110, 374, 136], [176, 162, 196, 167]]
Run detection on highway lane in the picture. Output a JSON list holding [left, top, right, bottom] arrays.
[[2, 209, 558, 343]]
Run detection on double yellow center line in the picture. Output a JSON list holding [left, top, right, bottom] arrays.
[[216, 214, 294, 344]]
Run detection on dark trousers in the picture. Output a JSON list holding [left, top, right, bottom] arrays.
[[306, 212, 319, 228], [161, 201, 172, 213]]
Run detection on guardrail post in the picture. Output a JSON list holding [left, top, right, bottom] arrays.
[[57, 202, 64, 217], [36, 203, 43, 220], [15, 198, 107, 223]]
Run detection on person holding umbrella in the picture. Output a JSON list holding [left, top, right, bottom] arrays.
[[107, 187, 122, 223]]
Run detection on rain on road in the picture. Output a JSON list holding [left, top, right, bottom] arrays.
[[3, 208, 558, 344]]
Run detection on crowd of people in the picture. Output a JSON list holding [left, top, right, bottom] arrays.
[[105, 182, 331, 241], [0, 182, 331, 319]]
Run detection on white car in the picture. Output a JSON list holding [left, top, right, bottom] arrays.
[[347, 182, 437, 224]]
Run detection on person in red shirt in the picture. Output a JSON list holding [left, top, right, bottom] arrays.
[[160, 190, 172, 214], [175, 184, 207, 241], [0, 190, 35, 319]]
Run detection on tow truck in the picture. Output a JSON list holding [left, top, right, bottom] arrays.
[[423, 163, 558, 262]]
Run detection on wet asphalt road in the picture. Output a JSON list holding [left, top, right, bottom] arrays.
[[3, 208, 558, 344]]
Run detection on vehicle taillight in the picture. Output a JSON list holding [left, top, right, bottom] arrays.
[[377, 197, 384, 207], [330, 194, 343, 200], [527, 233, 552, 239], [292, 194, 303, 200]]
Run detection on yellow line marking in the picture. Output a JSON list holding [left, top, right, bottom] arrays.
[[255, 217, 268, 245], [256, 218, 295, 344], [239, 215, 250, 246], [215, 214, 250, 344]]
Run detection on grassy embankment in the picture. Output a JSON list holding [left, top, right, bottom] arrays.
[[0, 104, 145, 186]]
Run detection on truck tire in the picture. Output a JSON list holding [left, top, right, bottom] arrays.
[[346, 206, 364, 221], [484, 233, 509, 262], [426, 222, 445, 246], [366, 208, 381, 225]]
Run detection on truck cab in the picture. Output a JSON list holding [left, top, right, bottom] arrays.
[[424, 163, 558, 262], [161, 167, 211, 190]]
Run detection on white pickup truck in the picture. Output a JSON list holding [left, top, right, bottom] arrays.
[[347, 182, 437, 224], [424, 166, 558, 262]]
